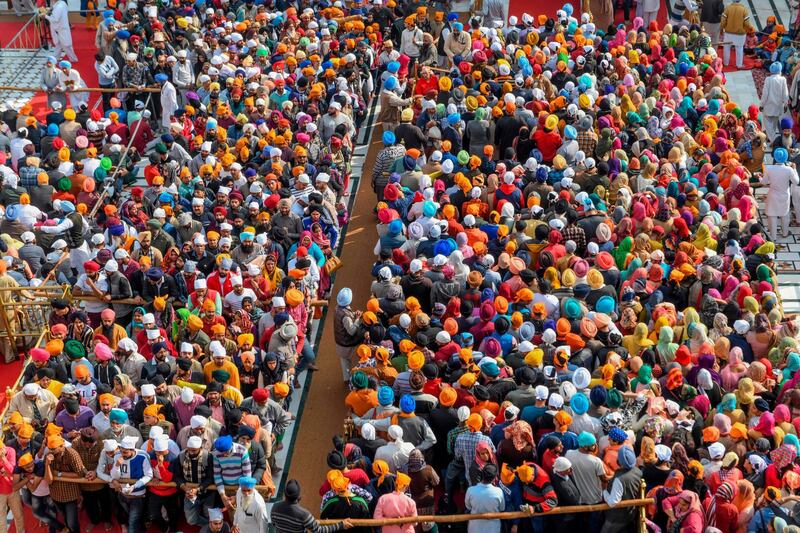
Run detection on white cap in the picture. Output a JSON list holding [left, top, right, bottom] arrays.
[[457, 406, 471, 422], [142, 313, 155, 325], [548, 393, 564, 409], [553, 457, 572, 473], [399, 313, 411, 328], [146, 329, 160, 340], [190, 415, 207, 429], [52, 239, 67, 250], [187, 436, 203, 449], [708, 442, 725, 460], [180, 386, 195, 404], [120, 436, 138, 450], [194, 279, 207, 290], [103, 439, 119, 452], [209, 340, 226, 357], [153, 435, 169, 452], [140, 384, 156, 397], [733, 320, 749, 334], [114, 248, 129, 260], [272, 297, 286, 307], [409, 259, 423, 273], [22, 383, 40, 396], [436, 331, 451, 344], [104, 259, 119, 273], [153, 208, 166, 219], [534, 385, 549, 400], [149, 426, 164, 439], [20, 231, 35, 243], [91, 233, 105, 245], [180, 342, 193, 354]]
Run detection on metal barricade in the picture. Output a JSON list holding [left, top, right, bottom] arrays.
[[0, 283, 69, 352]]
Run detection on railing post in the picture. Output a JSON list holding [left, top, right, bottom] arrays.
[[0, 298, 15, 357], [639, 479, 646, 533]]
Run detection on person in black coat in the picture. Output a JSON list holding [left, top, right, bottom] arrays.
[[550, 457, 580, 527]]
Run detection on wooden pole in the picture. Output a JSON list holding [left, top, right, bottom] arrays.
[[317, 498, 654, 526]]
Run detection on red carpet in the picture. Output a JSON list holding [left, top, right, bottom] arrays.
[[0, 17, 101, 116]]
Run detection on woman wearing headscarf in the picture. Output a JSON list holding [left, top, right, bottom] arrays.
[[732, 479, 756, 533], [497, 420, 535, 468], [721, 347, 749, 392], [707, 480, 739, 533], [406, 449, 439, 520], [468, 440, 498, 486], [662, 490, 706, 533], [647, 470, 685, 532]]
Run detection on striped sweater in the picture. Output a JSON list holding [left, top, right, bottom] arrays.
[[212, 444, 251, 493], [270, 500, 344, 533]]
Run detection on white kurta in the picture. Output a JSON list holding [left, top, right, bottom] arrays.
[[57, 68, 88, 109], [46, 0, 77, 61], [763, 164, 800, 216], [762, 74, 789, 116], [233, 490, 269, 533], [160, 81, 179, 130]]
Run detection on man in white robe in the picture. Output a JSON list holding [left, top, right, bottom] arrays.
[[761, 147, 800, 238], [156, 73, 178, 132], [233, 476, 268, 533], [762, 61, 789, 143], [45, 0, 78, 62]]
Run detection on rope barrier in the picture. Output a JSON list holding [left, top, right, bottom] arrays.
[[317, 498, 655, 526]]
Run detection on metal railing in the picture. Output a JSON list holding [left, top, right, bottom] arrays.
[[1, 12, 47, 50], [0, 283, 68, 351]]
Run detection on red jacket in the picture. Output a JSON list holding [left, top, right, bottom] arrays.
[[149, 457, 177, 497]]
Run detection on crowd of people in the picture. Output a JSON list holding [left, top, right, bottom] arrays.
[[1, 0, 800, 531]]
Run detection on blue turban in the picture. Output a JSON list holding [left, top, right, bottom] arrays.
[[482, 360, 500, 378], [775, 147, 789, 164], [388, 219, 403, 235], [433, 239, 455, 257], [59, 201, 76, 214], [109, 408, 128, 424], [595, 295, 615, 314], [47, 123, 59, 136], [609, 427, 627, 443], [571, 392, 589, 415], [4, 205, 18, 221], [590, 385, 607, 406], [782, 117, 794, 131], [240, 232, 254, 241], [564, 125, 577, 140], [116, 29, 130, 39], [618, 445, 636, 469], [577, 431, 596, 447], [400, 394, 416, 414], [155, 73, 169, 83], [422, 201, 436, 218], [377, 386, 394, 406], [771, 62, 783, 74], [238, 476, 257, 488], [387, 61, 400, 73], [382, 131, 396, 146], [453, 22, 463, 31], [158, 192, 173, 204], [337, 288, 352, 306], [564, 298, 581, 319], [384, 76, 398, 91], [58, 60, 71, 69], [215, 435, 233, 452], [447, 113, 461, 126]]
